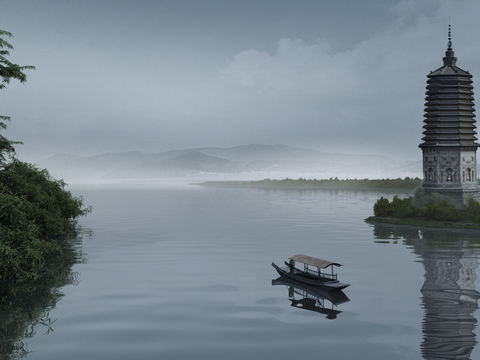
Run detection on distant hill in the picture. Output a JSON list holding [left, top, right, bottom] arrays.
[[103, 151, 240, 179], [34, 144, 423, 183], [36, 151, 158, 181], [195, 144, 320, 162]]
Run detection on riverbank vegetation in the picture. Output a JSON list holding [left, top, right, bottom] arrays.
[[0, 160, 91, 284], [197, 177, 422, 189], [367, 188, 480, 228], [1, 29, 91, 285]]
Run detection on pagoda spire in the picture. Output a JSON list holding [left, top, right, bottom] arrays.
[[444, 24, 456, 66], [448, 23, 452, 49]]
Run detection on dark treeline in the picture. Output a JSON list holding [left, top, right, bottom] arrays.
[[249, 177, 422, 189]]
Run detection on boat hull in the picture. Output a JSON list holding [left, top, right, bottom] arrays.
[[272, 262, 349, 291]]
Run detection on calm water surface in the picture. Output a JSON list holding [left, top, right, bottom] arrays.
[[15, 183, 480, 359]]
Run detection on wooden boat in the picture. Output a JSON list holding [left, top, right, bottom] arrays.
[[272, 254, 350, 291]]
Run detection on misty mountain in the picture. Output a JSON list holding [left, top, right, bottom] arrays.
[[194, 144, 321, 162], [103, 151, 240, 179], [36, 151, 159, 181], [34, 144, 423, 183]]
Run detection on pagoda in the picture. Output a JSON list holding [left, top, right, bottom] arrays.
[[419, 26, 480, 206]]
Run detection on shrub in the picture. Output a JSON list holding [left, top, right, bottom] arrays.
[[373, 197, 391, 217], [373, 196, 421, 218], [374, 188, 480, 224], [463, 198, 480, 223], [0, 160, 91, 283], [423, 201, 460, 222]]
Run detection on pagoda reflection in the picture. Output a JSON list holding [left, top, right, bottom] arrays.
[[372, 223, 480, 359]]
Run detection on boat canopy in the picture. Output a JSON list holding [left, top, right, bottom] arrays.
[[289, 254, 342, 268]]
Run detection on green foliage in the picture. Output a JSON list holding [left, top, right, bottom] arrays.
[[0, 116, 21, 165], [0, 162, 90, 356], [423, 201, 461, 222], [0, 30, 35, 91], [0, 31, 89, 357], [0, 160, 91, 283], [411, 187, 456, 208], [0, 29, 90, 287], [373, 197, 391, 216], [0, 160, 89, 234], [462, 198, 480, 224], [1, 30, 34, 164], [373, 188, 480, 224], [251, 177, 422, 189], [373, 195, 421, 218]]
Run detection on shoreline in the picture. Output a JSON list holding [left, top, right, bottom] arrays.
[[192, 178, 421, 191], [365, 216, 480, 230]]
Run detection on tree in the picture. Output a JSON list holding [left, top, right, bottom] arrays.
[[373, 196, 391, 217], [0, 30, 90, 286], [0, 30, 35, 163], [0, 30, 35, 89]]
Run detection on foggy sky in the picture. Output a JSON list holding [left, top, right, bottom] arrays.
[[2, 0, 479, 162]]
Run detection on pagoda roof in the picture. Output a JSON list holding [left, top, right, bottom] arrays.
[[428, 35, 471, 77], [429, 64, 471, 77], [420, 32, 478, 149]]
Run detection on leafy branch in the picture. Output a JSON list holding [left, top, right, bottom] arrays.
[[0, 30, 35, 90]]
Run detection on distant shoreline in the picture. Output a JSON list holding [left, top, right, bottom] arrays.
[[192, 177, 422, 190]]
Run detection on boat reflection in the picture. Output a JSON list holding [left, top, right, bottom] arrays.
[[272, 276, 350, 319], [371, 222, 480, 359]]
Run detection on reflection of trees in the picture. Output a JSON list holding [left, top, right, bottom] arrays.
[[372, 223, 480, 359], [0, 228, 89, 360]]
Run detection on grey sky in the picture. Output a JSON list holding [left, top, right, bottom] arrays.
[[2, 0, 479, 162]]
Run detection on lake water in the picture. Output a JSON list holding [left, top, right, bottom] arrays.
[[7, 182, 480, 359]]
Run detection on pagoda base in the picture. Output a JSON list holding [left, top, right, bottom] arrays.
[[423, 185, 480, 207]]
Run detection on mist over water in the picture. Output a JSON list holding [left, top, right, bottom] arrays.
[[34, 144, 422, 184]]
